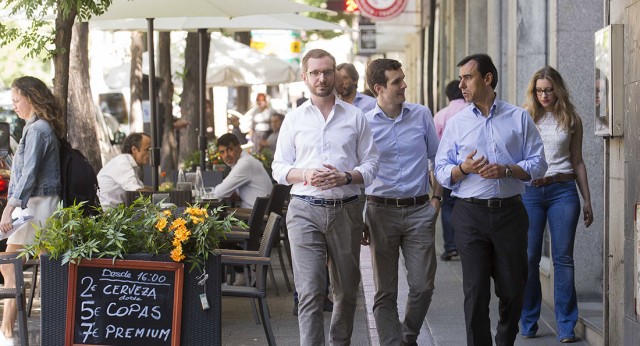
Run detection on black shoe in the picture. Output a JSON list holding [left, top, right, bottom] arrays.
[[323, 298, 333, 312], [560, 337, 576, 343], [440, 250, 459, 261], [293, 301, 299, 316]]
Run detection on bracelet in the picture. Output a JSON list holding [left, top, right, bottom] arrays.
[[302, 169, 309, 185], [458, 163, 469, 175]]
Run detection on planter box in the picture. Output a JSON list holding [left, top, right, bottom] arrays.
[[40, 253, 221, 346]]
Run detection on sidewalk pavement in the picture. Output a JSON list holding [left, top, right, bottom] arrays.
[[361, 216, 591, 346], [7, 215, 591, 345]]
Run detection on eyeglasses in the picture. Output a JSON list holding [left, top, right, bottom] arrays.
[[535, 88, 554, 96], [306, 69, 335, 79]]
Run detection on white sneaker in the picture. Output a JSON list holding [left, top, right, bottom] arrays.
[[0, 332, 15, 346]]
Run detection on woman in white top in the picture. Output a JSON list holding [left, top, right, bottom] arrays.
[[519, 66, 593, 343]]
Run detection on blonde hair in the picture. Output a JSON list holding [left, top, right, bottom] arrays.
[[523, 66, 577, 133]]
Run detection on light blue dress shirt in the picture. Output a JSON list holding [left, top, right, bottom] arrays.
[[365, 103, 439, 198], [434, 98, 547, 199], [354, 92, 377, 114]]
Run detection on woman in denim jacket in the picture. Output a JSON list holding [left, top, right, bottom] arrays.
[[0, 76, 63, 345]]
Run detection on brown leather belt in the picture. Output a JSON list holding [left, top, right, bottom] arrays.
[[366, 194, 430, 207], [461, 195, 521, 208], [532, 173, 577, 187]]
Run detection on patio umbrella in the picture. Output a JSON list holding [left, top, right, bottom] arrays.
[[92, 0, 329, 189], [104, 35, 300, 89], [90, 13, 345, 32]]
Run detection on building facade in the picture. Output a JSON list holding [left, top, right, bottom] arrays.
[[375, 0, 640, 344]]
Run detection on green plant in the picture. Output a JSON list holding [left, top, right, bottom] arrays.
[[23, 198, 246, 272], [181, 150, 200, 171]]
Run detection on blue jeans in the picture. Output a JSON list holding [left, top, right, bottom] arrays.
[[520, 181, 580, 340], [441, 188, 457, 252]]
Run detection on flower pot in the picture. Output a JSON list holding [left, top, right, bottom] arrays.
[[40, 253, 221, 346]]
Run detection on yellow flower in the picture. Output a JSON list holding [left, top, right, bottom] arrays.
[[163, 210, 172, 217], [155, 217, 167, 232], [174, 226, 191, 243], [185, 207, 208, 218], [170, 244, 185, 262], [191, 216, 205, 225], [170, 217, 187, 230]]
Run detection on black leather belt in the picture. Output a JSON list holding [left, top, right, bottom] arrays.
[[366, 194, 430, 207], [292, 195, 359, 208], [460, 195, 521, 208]]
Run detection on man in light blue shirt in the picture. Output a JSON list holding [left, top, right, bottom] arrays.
[[434, 53, 547, 346], [336, 63, 377, 113], [364, 58, 442, 346]]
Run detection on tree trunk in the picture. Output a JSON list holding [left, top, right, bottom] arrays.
[[158, 32, 177, 173], [68, 22, 102, 172], [178, 32, 210, 163], [53, 5, 76, 133], [129, 31, 144, 132]]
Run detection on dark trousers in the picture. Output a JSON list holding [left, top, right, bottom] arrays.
[[452, 198, 528, 346], [441, 188, 458, 252]]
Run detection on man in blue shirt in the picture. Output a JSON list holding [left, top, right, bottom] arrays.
[[434, 54, 547, 346], [336, 63, 377, 113], [364, 58, 442, 346]]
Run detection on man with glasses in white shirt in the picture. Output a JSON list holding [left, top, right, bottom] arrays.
[[272, 48, 379, 345]]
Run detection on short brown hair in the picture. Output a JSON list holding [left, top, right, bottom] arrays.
[[302, 49, 336, 72], [365, 59, 402, 97]]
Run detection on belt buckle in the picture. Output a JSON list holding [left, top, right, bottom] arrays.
[[324, 199, 340, 208], [395, 198, 408, 208], [487, 199, 502, 208]]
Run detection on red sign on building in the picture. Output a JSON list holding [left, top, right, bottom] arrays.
[[355, 0, 408, 20]]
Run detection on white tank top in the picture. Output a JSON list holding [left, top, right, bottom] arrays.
[[537, 112, 574, 176]]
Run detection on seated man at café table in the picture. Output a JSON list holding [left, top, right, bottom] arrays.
[[212, 133, 272, 208], [97, 132, 152, 208]]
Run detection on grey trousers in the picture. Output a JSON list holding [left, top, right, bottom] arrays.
[[287, 198, 364, 346], [366, 201, 438, 345]]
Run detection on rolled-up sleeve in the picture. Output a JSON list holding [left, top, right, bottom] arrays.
[[271, 115, 295, 185], [353, 116, 379, 187], [517, 114, 547, 182], [434, 124, 460, 190]]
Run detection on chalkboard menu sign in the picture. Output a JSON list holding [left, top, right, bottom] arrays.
[[65, 259, 184, 346]]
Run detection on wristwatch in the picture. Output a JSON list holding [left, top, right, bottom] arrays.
[[344, 171, 353, 185], [505, 165, 513, 178], [432, 195, 443, 202]]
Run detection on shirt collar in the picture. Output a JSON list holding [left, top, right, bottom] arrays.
[[471, 95, 500, 118], [301, 93, 348, 112], [372, 102, 410, 120]]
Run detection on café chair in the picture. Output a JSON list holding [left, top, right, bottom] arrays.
[[221, 213, 281, 346], [24, 258, 39, 317], [0, 254, 29, 346], [226, 184, 293, 292]]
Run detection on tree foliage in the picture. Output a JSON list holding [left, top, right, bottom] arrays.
[[0, 0, 112, 60]]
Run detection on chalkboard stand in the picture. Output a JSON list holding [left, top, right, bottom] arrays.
[[40, 254, 222, 346], [65, 259, 184, 346]]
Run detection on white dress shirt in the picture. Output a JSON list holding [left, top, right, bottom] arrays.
[[213, 151, 273, 208], [272, 97, 379, 198], [97, 154, 143, 208]]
